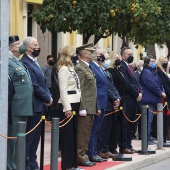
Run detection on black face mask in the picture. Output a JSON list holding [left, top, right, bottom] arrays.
[[127, 55, 134, 64], [48, 60, 54, 66], [115, 59, 121, 66], [97, 54, 105, 62], [162, 63, 168, 69], [32, 48, 41, 57], [71, 55, 78, 64]]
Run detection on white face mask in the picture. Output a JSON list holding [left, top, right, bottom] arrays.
[[104, 59, 110, 68]]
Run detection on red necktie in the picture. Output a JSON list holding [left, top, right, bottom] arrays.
[[128, 65, 134, 76]]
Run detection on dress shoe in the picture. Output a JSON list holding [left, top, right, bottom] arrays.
[[105, 151, 117, 158], [123, 149, 134, 154], [78, 161, 94, 167], [98, 152, 109, 159], [129, 148, 138, 153], [112, 150, 119, 154], [89, 155, 103, 162]]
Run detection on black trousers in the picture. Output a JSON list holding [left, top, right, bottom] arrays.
[[26, 113, 42, 170], [108, 112, 121, 153], [59, 103, 80, 170]]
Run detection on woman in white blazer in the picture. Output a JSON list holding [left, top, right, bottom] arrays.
[[58, 46, 81, 170]]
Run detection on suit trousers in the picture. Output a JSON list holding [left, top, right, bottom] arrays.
[[59, 103, 80, 170], [88, 109, 105, 156], [25, 113, 42, 170], [122, 105, 137, 150], [7, 116, 27, 170], [97, 111, 114, 153], [77, 114, 94, 163], [108, 113, 121, 153]]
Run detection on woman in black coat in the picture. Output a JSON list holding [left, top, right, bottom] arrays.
[[157, 56, 170, 140], [107, 51, 127, 154]]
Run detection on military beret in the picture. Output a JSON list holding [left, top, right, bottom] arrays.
[[9, 35, 19, 44], [76, 42, 95, 54]]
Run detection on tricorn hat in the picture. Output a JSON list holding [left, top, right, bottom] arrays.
[[76, 42, 95, 54], [9, 35, 19, 44]]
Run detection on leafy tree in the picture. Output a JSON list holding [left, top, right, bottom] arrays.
[[126, 0, 170, 57], [31, 0, 161, 45]]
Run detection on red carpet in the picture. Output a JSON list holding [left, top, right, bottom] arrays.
[[44, 161, 124, 170]]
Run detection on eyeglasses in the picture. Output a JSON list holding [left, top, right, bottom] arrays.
[[11, 42, 21, 46], [85, 53, 91, 55]]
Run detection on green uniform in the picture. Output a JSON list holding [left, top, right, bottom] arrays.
[[7, 56, 34, 170]]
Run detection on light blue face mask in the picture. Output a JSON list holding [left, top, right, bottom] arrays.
[[104, 59, 110, 68], [150, 62, 156, 69], [140, 66, 143, 71]]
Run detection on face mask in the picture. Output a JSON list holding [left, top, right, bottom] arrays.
[[104, 59, 110, 68], [127, 55, 134, 64], [140, 66, 143, 71], [150, 62, 156, 69], [19, 44, 26, 54], [48, 60, 54, 66], [71, 55, 79, 64], [115, 59, 121, 66], [162, 63, 168, 69], [97, 54, 105, 62], [31, 47, 41, 57]]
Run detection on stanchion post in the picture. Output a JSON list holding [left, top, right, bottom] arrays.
[[113, 107, 132, 161], [163, 102, 170, 147], [40, 116, 45, 170], [16, 121, 26, 170], [139, 106, 149, 155], [50, 118, 59, 170], [157, 103, 163, 149]]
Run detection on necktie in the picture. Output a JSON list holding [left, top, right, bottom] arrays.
[[34, 60, 44, 76], [99, 66, 106, 77], [128, 65, 134, 76]]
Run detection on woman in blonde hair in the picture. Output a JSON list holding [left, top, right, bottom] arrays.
[[106, 51, 128, 154], [157, 56, 170, 140], [58, 46, 81, 170]]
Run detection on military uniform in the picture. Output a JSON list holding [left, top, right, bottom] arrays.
[[7, 55, 34, 170]]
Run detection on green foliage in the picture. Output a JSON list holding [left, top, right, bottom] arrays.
[[31, 0, 168, 46]]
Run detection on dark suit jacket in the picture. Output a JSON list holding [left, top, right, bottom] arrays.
[[21, 54, 51, 113], [107, 66, 127, 107], [157, 68, 170, 103], [90, 61, 108, 110], [51, 65, 60, 111], [120, 61, 142, 106]]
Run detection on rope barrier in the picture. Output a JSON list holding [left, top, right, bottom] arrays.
[[122, 110, 141, 123], [147, 102, 168, 115], [59, 115, 73, 128], [104, 109, 119, 116]]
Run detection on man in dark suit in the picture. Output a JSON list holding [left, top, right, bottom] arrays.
[[21, 36, 53, 170], [87, 52, 108, 162], [120, 47, 143, 154], [75, 43, 98, 167]]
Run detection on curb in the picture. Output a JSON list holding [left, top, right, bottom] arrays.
[[106, 149, 170, 170]]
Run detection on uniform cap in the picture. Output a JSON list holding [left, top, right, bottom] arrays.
[[9, 35, 19, 44], [76, 42, 95, 54]]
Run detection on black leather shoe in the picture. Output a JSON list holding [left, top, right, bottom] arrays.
[[78, 161, 94, 166], [89, 155, 103, 162]]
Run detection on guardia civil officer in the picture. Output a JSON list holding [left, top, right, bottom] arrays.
[[7, 35, 34, 170]]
